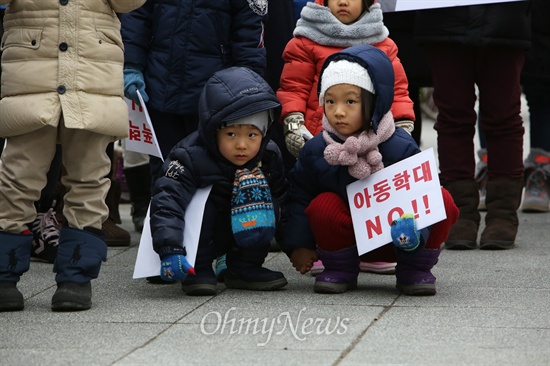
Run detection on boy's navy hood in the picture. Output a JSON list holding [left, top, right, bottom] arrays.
[[198, 67, 280, 163], [318, 44, 394, 133]]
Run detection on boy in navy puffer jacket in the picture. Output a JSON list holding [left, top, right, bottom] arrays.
[[149, 67, 288, 296]]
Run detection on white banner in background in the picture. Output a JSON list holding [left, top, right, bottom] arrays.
[[379, 0, 526, 12]]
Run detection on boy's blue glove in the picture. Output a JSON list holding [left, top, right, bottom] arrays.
[[123, 66, 149, 106], [160, 254, 195, 282], [391, 214, 421, 251]]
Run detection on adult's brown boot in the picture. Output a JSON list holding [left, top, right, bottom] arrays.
[[103, 180, 130, 246], [102, 218, 131, 247], [480, 178, 523, 250], [443, 179, 480, 250]]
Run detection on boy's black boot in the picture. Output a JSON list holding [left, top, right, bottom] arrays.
[[224, 247, 287, 291], [181, 240, 217, 296], [0, 232, 32, 311], [52, 226, 107, 311]]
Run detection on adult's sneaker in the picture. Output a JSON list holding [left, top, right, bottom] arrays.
[[521, 167, 550, 212], [521, 149, 550, 212], [475, 148, 488, 211]]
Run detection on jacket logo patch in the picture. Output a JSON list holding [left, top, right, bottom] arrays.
[[247, 0, 268, 16], [165, 160, 185, 180]]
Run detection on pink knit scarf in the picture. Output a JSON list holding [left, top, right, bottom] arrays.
[[322, 112, 395, 179]]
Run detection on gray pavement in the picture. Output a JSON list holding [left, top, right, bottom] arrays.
[[1, 111, 550, 366]]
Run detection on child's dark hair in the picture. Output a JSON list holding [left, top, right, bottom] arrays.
[[324, 0, 373, 12], [361, 89, 375, 131]]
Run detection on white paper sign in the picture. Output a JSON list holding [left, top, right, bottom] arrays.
[[132, 186, 213, 279], [380, 0, 526, 12], [346, 148, 446, 256], [124, 91, 163, 159]]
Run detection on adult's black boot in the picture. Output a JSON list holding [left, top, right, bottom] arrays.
[[443, 179, 480, 250], [123, 164, 151, 233], [0, 232, 32, 311], [51, 226, 107, 311], [225, 247, 287, 291]]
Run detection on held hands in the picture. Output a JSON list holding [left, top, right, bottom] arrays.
[[290, 248, 317, 274], [283, 112, 312, 158], [160, 254, 195, 282], [123, 66, 149, 106], [395, 120, 414, 135], [390, 213, 421, 251]]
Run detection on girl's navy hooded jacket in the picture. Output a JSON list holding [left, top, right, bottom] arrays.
[[150, 67, 286, 258], [281, 45, 422, 255]]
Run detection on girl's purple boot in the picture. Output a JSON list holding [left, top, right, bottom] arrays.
[[314, 246, 359, 294], [394, 247, 441, 296]]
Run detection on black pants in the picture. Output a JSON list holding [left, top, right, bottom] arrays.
[[146, 108, 199, 189]]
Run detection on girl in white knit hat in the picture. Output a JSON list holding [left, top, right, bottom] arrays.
[[281, 44, 458, 295]]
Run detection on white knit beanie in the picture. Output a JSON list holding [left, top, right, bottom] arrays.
[[319, 59, 375, 105]]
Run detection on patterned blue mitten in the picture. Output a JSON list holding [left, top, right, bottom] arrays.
[[390, 214, 421, 251], [160, 254, 195, 282]]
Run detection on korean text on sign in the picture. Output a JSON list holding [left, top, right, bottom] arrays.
[[124, 91, 163, 159], [346, 148, 447, 255]]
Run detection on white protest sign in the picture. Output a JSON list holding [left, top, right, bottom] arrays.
[[346, 148, 446, 256], [133, 186, 213, 279], [124, 90, 163, 159], [380, 0, 526, 12]]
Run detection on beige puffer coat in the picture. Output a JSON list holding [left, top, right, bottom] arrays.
[[0, 0, 146, 139]]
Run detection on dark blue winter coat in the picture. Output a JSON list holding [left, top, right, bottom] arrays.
[[522, 0, 550, 84], [414, 2, 531, 49], [150, 67, 285, 258], [121, 0, 267, 116], [281, 45, 422, 255]]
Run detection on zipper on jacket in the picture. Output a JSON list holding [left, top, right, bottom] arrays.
[[214, 14, 228, 62], [149, 6, 163, 47]]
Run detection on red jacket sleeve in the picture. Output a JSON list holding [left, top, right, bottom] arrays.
[[277, 37, 317, 121], [376, 39, 415, 121]]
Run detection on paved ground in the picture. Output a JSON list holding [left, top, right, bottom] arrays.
[[1, 106, 549, 365]]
